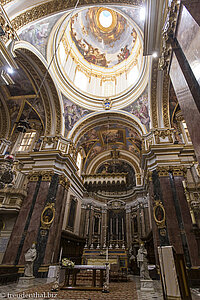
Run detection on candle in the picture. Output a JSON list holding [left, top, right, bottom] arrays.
[[110, 218, 112, 236], [59, 247, 63, 262], [182, 180, 186, 189]]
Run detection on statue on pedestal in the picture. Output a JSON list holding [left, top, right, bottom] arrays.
[[24, 243, 37, 277], [137, 243, 150, 279]]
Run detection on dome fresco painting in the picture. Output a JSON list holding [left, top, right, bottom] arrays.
[[70, 7, 137, 68], [53, 6, 147, 101]]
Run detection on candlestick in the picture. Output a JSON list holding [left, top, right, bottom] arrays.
[[106, 247, 109, 262], [59, 247, 63, 263]]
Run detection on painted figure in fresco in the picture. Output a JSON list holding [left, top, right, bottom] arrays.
[[24, 243, 37, 277], [117, 45, 130, 63], [137, 244, 150, 279]]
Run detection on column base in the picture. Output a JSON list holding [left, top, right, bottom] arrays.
[[17, 276, 35, 288], [140, 279, 154, 291]]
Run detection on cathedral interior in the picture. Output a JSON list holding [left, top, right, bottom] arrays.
[[0, 0, 200, 299]]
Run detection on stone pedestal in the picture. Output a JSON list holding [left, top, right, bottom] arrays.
[[140, 279, 154, 291], [17, 276, 35, 288]]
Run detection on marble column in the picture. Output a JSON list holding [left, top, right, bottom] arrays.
[[2, 172, 50, 265], [152, 167, 200, 267], [43, 176, 70, 264], [172, 170, 200, 266], [148, 175, 161, 265], [170, 37, 200, 163]]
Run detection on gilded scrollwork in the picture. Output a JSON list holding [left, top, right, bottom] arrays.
[[150, 59, 159, 129], [58, 174, 70, 190], [10, 0, 144, 32]]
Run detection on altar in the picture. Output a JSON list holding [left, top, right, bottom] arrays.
[[82, 248, 128, 271], [60, 264, 109, 292]]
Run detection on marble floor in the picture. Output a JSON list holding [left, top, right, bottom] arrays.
[[0, 276, 199, 300]]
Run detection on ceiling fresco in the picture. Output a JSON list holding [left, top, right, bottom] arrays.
[[62, 95, 92, 136], [123, 90, 150, 131], [5, 66, 45, 140], [19, 13, 63, 58], [77, 123, 142, 171], [70, 7, 137, 68]]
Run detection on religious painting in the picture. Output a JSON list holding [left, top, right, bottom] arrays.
[[70, 7, 136, 68], [123, 92, 150, 131], [100, 129, 125, 145], [88, 143, 102, 161], [117, 45, 130, 63], [19, 14, 63, 58], [153, 202, 165, 225], [41, 203, 55, 229], [117, 6, 144, 30], [63, 95, 91, 134]]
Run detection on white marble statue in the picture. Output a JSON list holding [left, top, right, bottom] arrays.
[[24, 243, 37, 277], [137, 244, 150, 279]]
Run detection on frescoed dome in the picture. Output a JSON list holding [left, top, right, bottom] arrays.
[[48, 6, 149, 109]]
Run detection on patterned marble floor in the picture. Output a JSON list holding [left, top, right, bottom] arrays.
[[0, 276, 199, 300]]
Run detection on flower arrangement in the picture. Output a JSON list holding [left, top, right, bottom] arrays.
[[61, 258, 75, 268]]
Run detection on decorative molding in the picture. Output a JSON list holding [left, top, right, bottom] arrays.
[[162, 71, 170, 128], [159, 0, 180, 72], [58, 174, 70, 190], [157, 165, 187, 177], [28, 170, 54, 182], [40, 202, 55, 229], [150, 59, 159, 128], [10, 0, 144, 31]]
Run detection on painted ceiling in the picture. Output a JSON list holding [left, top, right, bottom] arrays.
[[76, 123, 142, 171], [70, 7, 137, 68]]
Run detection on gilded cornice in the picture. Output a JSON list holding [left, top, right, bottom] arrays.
[[157, 165, 187, 177], [0, 97, 10, 139], [10, 0, 144, 31], [150, 58, 158, 128], [162, 71, 170, 128], [28, 170, 55, 181], [1, 0, 13, 5], [58, 174, 70, 190]]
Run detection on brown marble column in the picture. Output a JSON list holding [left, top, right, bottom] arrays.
[[148, 175, 161, 265], [43, 176, 70, 264], [2, 172, 51, 265], [153, 166, 200, 267], [172, 169, 200, 266], [18, 173, 53, 265], [170, 37, 200, 163]]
